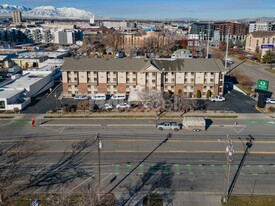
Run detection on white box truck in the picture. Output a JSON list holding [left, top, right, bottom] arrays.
[[182, 117, 206, 131]]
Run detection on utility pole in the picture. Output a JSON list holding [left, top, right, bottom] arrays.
[[224, 26, 230, 70], [206, 22, 210, 58], [222, 135, 234, 203], [96, 133, 103, 201]]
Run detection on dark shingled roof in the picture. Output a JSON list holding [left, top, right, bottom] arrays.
[[62, 58, 152, 72], [152, 59, 225, 72], [62, 58, 226, 73], [250, 31, 275, 38]]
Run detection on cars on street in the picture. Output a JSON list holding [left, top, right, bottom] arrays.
[[209, 95, 226, 102], [74, 95, 89, 100], [156, 122, 181, 131], [266, 98, 275, 104], [116, 103, 130, 109]]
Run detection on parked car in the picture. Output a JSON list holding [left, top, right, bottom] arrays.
[[74, 95, 89, 100], [156, 122, 180, 131], [209, 95, 226, 102], [116, 103, 130, 109], [101, 104, 113, 111], [266, 98, 275, 104]]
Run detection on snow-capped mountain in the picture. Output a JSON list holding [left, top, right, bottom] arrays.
[[0, 4, 93, 19], [0, 4, 31, 15], [25, 6, 94, 19]]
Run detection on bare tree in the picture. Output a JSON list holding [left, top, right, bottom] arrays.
[[138, 89, 165, 110], [102, 29, 123, 53], [174, 94, 198, 115], [212, 48, 225, 60], [78, 100, 90, 116]]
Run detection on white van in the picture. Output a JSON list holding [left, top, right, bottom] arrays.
[[91, 93, 106, 101], [111, 93, 126, 100]]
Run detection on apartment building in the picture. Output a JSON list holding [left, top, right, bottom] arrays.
[[214, 22, 248, 42], [62, 58, 226, 98], [249, 22, 275, 33], [123, 31, 171, 49], [12, 11, 22, 24]]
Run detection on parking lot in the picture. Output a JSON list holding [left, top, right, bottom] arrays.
[[21, 85, 260, 114]]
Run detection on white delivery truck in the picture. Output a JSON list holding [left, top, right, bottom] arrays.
[[91, 93, 106, 101], [182, 117, 206, 131], [111, 93, 126, 100]]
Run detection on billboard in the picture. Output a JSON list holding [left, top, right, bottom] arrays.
[[261, 44, 274, 49]]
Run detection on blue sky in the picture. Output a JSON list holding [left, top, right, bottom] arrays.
[[1, 0, 275, 20]]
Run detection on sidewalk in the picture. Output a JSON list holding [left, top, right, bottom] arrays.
[[0, 110, 274, 120]]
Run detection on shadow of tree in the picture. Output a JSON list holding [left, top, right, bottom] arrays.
[[0, 137, 43, 203], [119, 162, 175, 206], [28, 139, 96, 190]]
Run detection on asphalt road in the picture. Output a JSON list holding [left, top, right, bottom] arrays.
[[231, 58, 275, 96], [1, 117, 275, 205]]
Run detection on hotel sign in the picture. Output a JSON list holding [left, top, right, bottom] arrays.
[[257, 79, 269, 91]]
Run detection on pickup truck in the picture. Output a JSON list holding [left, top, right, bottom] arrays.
[[156, 122, 181, 131], [209, 95, 226, 102]]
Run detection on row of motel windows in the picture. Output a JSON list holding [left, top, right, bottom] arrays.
[[67, 85, 220, 95], [67, 71, 219, 84], [253, 38, 275, 46]]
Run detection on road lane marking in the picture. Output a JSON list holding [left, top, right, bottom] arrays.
[[138, 164, 144, 175], [211, 165, 218, 175], [69, 176, 93, 193], [174, 164, 180, 175], [198, 164, 205, 175], [186, 164, 193, 174], [233, 125, 247, 134], [115, 164, 120, 174], [5, 149, 275, 155]]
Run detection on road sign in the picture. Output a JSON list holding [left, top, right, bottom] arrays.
[[261, 44, 274, 49], [257, 79, 269, 91]]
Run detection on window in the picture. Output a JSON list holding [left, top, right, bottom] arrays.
[[262, 38, 265, 44], [94, 78, 97, 81], [0, 101, 5, 109]]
